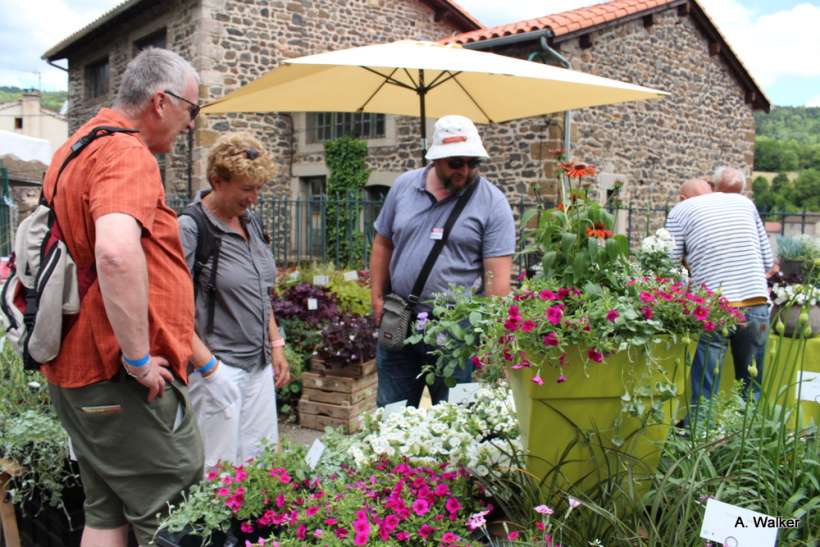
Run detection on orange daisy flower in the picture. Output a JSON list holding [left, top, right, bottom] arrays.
[[564, 164, 597, 178], [586, 223, 613, 239]]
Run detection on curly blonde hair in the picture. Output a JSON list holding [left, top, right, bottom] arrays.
[[207, 132, 276, 186]]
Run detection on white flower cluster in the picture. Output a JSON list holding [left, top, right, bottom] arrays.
[[640, 228, 675, 255], [351, 384, 521, 476], [771, 283, 820, 306]]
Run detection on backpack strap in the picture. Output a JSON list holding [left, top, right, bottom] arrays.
[[180, 202, 222, 334], [49, 126, 140, 205]]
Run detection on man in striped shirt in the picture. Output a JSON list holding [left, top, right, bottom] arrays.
[[666, 178, 774, 426]]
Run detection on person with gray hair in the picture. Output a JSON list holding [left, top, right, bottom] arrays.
[[713, 166, 746, 193], [40, 47, 203, 547], [665, 176, 773, 429]]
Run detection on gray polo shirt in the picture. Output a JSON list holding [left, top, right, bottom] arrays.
[[374, 165, 515, 314], [178, 190, 277, 371]]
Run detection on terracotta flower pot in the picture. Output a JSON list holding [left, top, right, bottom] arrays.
[[508, 337, 687, 500]]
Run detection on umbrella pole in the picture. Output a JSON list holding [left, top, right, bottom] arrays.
[[419, 69, 428, 164]]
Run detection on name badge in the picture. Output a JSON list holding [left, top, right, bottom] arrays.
[[430, 228, 444, 240]]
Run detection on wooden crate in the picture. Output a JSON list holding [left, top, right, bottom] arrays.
[[298, 370, 379, 433], [309, 357, 376, 378], [298, 412, 373, 434], [301, 371, 377, 405]]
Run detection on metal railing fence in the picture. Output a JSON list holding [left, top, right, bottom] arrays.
[[166, 194, 820, 272]]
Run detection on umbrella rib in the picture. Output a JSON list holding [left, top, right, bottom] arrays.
[[451, 72, 495, 123]]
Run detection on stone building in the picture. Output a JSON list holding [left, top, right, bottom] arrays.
[[439, 0, 770, 225], [42, 0, 481, 198], [41, 0, 769, 233]]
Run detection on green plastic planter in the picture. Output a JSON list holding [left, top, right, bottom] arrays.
[[508, 338, 687, 499]]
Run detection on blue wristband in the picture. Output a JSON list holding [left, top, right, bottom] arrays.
[[123, 353, 151, 367], [198, 356, 217, 374]]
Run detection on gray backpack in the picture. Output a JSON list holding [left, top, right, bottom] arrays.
[[0, 126, 138, 369]]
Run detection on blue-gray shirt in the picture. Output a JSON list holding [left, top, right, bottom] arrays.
[[178, 190, 277, 371], [374, 165, 515, 314]]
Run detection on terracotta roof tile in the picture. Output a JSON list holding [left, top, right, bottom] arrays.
[[440, 0, 677, 45]]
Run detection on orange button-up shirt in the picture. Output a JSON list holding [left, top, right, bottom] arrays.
[[40, 108, 195, 387]]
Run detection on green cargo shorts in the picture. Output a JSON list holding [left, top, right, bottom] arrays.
[[49, 373, 204, 546]]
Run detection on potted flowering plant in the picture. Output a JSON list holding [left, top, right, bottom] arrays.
[[417, 152, 745, 496], [769, 235, 820, 338], [158, 441, 489, 546]]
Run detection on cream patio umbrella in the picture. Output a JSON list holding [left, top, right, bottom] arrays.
[[202, 40, 669, 154]]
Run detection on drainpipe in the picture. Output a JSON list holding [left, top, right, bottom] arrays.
[[461, 30, 573, 161]]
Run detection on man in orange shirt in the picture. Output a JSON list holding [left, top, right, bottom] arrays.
[[41, 48, 203, 547]]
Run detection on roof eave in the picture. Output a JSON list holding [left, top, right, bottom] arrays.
[[42, 0, 140, 62]]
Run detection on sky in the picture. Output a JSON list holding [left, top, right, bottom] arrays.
[[0, 0, 818, 108]]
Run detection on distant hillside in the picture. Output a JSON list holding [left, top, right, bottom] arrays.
[[0, 86, 67, 114], [754, 106, 820, 145]]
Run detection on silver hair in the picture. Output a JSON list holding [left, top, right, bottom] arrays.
[[114, 47, 199, 114], [712, 166, 746, 192]]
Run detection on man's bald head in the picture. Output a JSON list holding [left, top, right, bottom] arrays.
[[680, 178, 713, 201], [713, 166, 745, 193]]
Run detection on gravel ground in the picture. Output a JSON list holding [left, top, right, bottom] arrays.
[[279, 419, 326, 447]]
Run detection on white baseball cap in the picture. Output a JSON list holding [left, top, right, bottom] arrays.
[[425, 115, 489, 160]]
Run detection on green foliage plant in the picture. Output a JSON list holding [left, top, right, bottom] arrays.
[[0, 344, 81, 511], [323, 136, 371, 268]]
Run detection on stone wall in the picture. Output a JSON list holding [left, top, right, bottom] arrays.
[[465, 6, 756, 236], [59, 0, 757, 237]]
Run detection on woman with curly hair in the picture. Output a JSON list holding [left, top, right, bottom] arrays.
[[179, 132, 290, 469]]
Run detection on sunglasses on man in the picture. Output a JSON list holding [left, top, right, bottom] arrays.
[[163, 90, 201, 120], [447, 158, 481, 170]]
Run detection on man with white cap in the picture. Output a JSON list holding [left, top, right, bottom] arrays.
[[370, 115, 516, 407]]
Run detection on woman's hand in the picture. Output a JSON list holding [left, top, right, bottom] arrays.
[[272, 347, 290, 388]]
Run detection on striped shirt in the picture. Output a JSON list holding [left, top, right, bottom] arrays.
[[665, 192, 773, 303]]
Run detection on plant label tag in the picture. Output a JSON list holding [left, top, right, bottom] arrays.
[[700, 498, 778, 547], [313, 275, 329, 286], [448, 383, 481, 405], [307, 298, 318, 310], [305, 439, 326, 470], [382, 399, 407, 420], [343, 270, 359, 282], [430, 228, 444, 240], [796, 371, 820, 402]]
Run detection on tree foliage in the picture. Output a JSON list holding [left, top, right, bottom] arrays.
[[753, 107, 820, 212], [0, 86, 67, 113]]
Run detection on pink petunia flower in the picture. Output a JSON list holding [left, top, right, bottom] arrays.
[[446, 498, 462, 513], [606, 309, 619, 322], [556, 373, 567, 383], [354, 532, 369, 546], [546, 306, 564, 325], [543, 333, 560, 346], [703, 321, 716, 331], [508, 531, 520, 540], [694, 306, 709, 320], [522, 320, 536, 332], [639, 291, 655, 302], [531, 373, 544, 385], [540, 289, 556, 300], [441, 532, 458, 543], [412, 499, 430, 515], [588, 349, 603, 363], [418, 524, 436, 538]]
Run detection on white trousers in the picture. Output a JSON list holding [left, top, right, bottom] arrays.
[[188, 362, 278, 471]]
